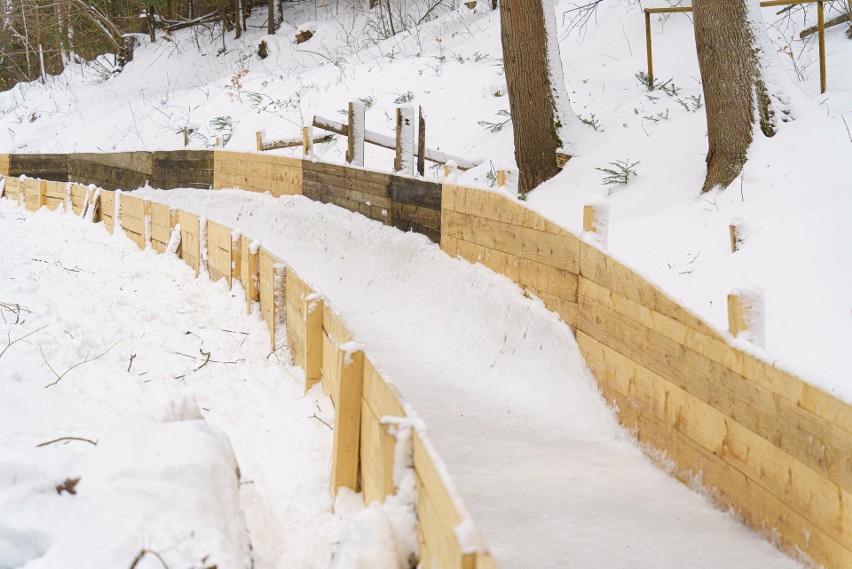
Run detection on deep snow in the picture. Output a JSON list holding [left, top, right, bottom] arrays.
[[134, 185, 806, 569], [0, 199, 356, 568], [0, 1, 847, 398]]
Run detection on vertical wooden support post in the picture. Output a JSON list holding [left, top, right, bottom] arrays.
[[394, 106, 415, 175], [817, 0, 826, 94], [496, 170, 506, 188], [583, 202, 609, 247], [347, 101, 365, 167], [246, 243, 260, 314], [144, 199, 152, 248], [417, 106, 426, 176], [727, 289, 765, 347], [729, 223, 742, 253], [256, 131, 264, 151], [230, 232, 242, 289], [184, 127, 189, 147], [302, 126, 312, 156], [304, 296, 324, 395], [583, 205, 597, 233], [270, 264, 286, 351], [644, 10, 653, 89], [331, 345, 364, 495], [37, 180, 47, 209]]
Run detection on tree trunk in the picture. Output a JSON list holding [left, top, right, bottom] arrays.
[[234, 0, 242, 39], [146, 5, 156, 42], [267, 0, 275, 34], [500, 0, 575, 194], [693, 0, 776, 193]]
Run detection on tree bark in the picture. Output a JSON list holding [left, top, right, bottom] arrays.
[[693, 0, 776, 193], [500, 0, 573, 194], [267, 0, 275, 34]]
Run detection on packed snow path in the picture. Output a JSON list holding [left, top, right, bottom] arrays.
[[136, 187, 805, 569], [0, 200, 355, 568]]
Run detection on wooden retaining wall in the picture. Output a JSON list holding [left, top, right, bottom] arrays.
[[5, 150, 850, 567], [0, 174, 487, 569], [441, 184, 852, 569]]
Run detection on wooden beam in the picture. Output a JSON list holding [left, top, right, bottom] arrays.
[[313, 115, 480, 171], [331, 346, 364, 495], [347, 101, 366, 167], [246, 243, 260, 313], [417, 107, 426, 176], [395, 106, 415, 176], [304, 296, 324, 394]]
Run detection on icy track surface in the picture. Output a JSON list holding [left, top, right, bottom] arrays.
[[0, 199, 354, 568], [137, 187, 806, 569]]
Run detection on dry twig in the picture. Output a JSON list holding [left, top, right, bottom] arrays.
[[37, 436, 97, 447], [0, 325, 47, 360], [43, 341, 120, 388]]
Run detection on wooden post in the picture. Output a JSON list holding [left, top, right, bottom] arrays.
[[583, 205, 597, 233], [302, 126, 312, 156], [270, 264, 286, 351], [184, 127, 189, 147], [417, 106, 426, 176], [818, 0, 826, 94], [443, 162, 456, 179], [727, 289, 765, 346], [729, 223, 742, 253], [304, 296, 324, 395], [394, 106, 415, 175], [246, 244, 260, 314], [230, 232, 242, 288], [496, 170, 506, 188], [256, 131, 263, 151], [37, 180, 47, 209], [645, 10, 653, 89], [144, 200, 152, 248], [331, 345, 364, 495], [347, 101, 365, 166]]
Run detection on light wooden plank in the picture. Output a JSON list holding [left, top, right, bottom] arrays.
[[576, 296, 852, 497], [258, 248, 280, 349], [100, 191, 116, 234], [177, 210, 200, 275], [442, 209, 578, 273], [206, 220, 233, 285], [304, 295, 323, 393], [331, 347, 364, 495], [578, 331, 852, 552], [591, 361, 852, 569]]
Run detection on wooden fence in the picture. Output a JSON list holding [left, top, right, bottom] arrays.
[[3, 149, 851, 568], [0, 173, 492, 569]]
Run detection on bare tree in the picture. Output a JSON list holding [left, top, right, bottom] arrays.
[[500, 0, 577, 194], [693, 0, 784, 193]]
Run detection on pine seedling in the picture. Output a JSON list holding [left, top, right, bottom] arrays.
[[478, 110, 511, 133], [596, 160, 639, 186]]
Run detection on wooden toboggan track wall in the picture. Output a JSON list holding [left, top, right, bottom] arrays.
[[1, 151, 850, 568]]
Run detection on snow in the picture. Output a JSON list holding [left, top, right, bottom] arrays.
[[0, 0, 849, 565], [0, 199, 355, 568], [133, 186, 805, 568]]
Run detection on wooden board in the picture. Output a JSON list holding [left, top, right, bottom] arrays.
[[23, 179, 45, 212], [149, 202, 175, 253], [321, 308, 353, 403], [2, 177, 21, 202], [0, 155, 10, 176], [214, 151, 303, 196], [44, 181, 66, 211], [69, 184, 89, 216], [206, 220, 233, 285], [413, 429, 476, 569], [331, 348, 364, 494], [178, 210, 200, 275], [258, 248, 281, 349], [119, 195, 147, 249], [360, 359, 407, 506], [100, 191, 116, 234]]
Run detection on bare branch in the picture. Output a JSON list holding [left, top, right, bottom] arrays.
[[37, 436, 98, 447], [43, 342, 120, 388], [0, 325, 47, 360]]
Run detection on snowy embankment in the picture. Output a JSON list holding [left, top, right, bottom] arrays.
[[136, 186, 805, 569], [0, 199, 354, 568]]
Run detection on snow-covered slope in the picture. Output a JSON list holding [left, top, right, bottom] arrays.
[[0, 3, 848, 403], [0, 200, 354, 568]]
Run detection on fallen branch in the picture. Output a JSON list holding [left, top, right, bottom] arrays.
[[194, 349, 212, 371], [258, 133, 335, 151], [0, 325, 47, 360], [310, 413, 333, 430], [37, 436, 98, 447], [168, 350, 240, 364], [800, 13, 850, 38], [127, 353, 137, 373], [129, 549, 169, 569], [43, 341, 120, 388]]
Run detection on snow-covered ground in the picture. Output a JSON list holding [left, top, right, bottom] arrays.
[[132, 186, 807, 569], [0, 1, 847, 398], [0, 199, 358, 568]]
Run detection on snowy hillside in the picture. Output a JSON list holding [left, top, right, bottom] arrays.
[[0, 1, 848, 396]]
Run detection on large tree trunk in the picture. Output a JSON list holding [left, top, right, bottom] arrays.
[[267, 0, 275, 34], [693, 0, 776, 193], [500, 0, 575, 194]]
